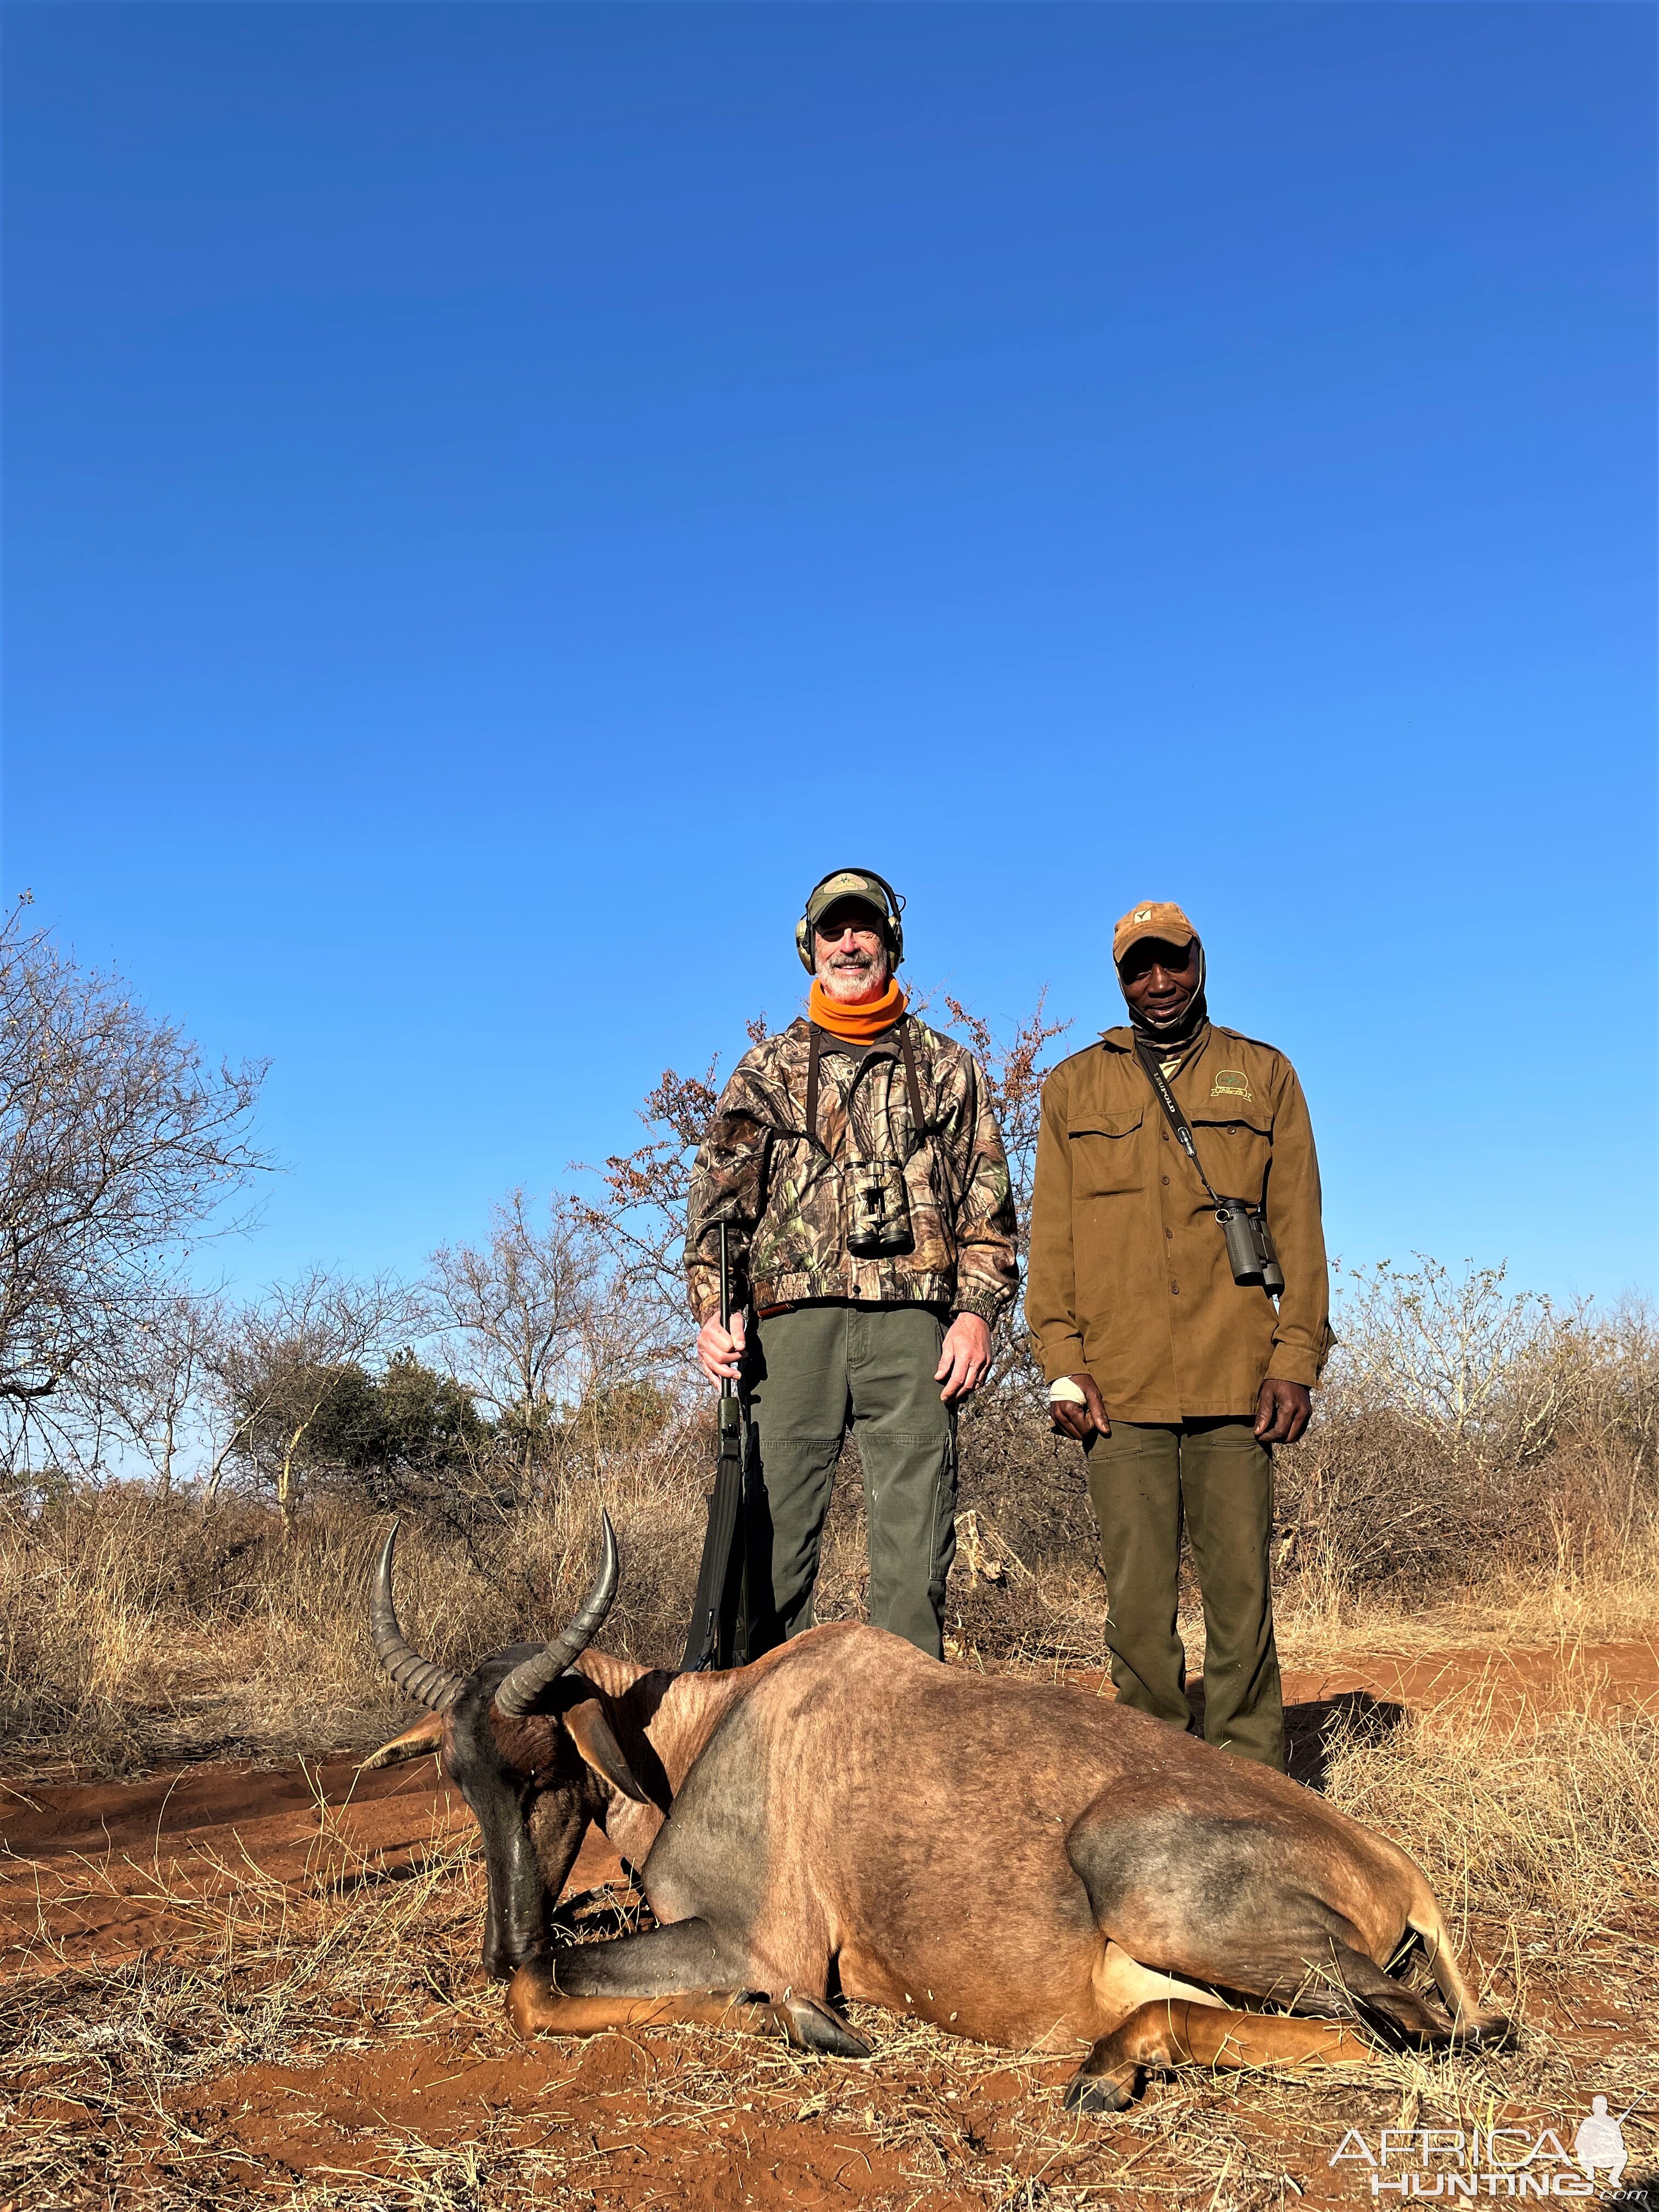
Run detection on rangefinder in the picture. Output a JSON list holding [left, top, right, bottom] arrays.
[[1214, 1198, 1285, 1295]]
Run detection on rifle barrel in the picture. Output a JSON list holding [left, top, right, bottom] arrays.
[[719, 1221, 734, 1401]]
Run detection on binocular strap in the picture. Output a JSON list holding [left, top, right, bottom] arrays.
[[1132, 1037, 1281, 1296], [804, 1016, 931, 1155], [1132, 1037, 1223, 1205]]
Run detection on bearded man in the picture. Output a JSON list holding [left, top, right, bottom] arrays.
[[685, 868, 1018, 1660], [1026, 901, 1332, 1769]]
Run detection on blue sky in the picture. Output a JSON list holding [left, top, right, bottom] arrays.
[[6, 3, 1654, 1307]]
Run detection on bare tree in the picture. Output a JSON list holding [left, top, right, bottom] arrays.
[[211, 1269, 414, 1527], [428, 1190, 597, 1426], [940, 992, 1070, 1400], [1559, 1296, 1659, 1462], [1335, 1257, 1563, 1460], [427, 1188, 670, 1501], [0, 900, 266, 1469], [574, 1039, 759, 1358], [108, 1286, 223, 1496]]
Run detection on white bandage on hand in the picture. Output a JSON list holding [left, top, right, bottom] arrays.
[[1047, 1376, 1088, 1407]]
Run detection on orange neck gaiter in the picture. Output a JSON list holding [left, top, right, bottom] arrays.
[[808, 976, 907, 1043]]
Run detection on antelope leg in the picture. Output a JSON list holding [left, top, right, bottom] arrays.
[[507, 1918, 870, 2057], [1065, 1997, 1375, 2112]]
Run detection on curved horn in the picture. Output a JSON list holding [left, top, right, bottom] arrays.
[[370, 1520, 467, 1716], [493, 1511, 621, 1718]]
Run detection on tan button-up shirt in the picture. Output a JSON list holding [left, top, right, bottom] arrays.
[[1026, 1024, 1331, 1423]]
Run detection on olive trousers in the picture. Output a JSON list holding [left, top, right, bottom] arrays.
[[1085, 1418, 1286, 1770], [743, 1301, 956, 1661]]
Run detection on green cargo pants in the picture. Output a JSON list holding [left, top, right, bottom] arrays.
[[743, 1301, 956, 1661], [1085, 1418, 1286, 1770]]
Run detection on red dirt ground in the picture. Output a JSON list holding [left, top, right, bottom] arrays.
[[5, 1640, 1656, 2209]]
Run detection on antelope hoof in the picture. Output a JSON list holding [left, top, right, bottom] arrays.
[[1064, 2066, 1137, 2114], [778, 1993, 873, 2059], [1456, 2009, 1515, 2052]]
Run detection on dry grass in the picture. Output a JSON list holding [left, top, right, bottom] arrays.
[[1322, 1664, 1659, 1947], [8, 1445, 1656, 1784], [0, 1439, 707, 1778], [7, 1276, 1655, 1780], [1268, 1516, 1659, 1669]]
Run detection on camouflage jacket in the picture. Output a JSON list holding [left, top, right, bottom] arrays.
[[685, 1015, 1018, 1326]]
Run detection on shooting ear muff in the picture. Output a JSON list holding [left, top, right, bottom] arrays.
[[795, 868, 906, 974]]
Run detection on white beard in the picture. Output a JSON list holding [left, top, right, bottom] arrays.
[[816, 952, 891, 1005]]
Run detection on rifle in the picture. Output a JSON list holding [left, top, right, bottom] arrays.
[[680, 1222, 748, 1670]]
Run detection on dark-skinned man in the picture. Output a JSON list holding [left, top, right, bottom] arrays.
[[1026, 900, 1331, 1769]]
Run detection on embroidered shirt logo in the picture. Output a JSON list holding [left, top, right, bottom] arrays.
[[1210, 1069, 1253, 1103]]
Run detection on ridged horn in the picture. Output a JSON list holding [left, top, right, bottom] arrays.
[[370, 1520, 467, 1716], [493, 1511, 621, 1719]]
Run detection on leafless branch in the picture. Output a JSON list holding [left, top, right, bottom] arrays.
[[0, 899, 267, 1471]]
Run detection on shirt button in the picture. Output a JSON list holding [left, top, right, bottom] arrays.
[[1161, 1175, 1170, 1186], [1160, 1128, 1169, 1142], [1164, 1228, 1172, 1240], [1170, 1283, 1180, 1295]]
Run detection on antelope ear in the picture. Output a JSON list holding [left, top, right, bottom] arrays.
[[565, 1700, 651, 1805], [359, 1712, 444, 1770]]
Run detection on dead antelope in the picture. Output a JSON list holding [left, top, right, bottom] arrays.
[[367, 1516, 1508, 2110]]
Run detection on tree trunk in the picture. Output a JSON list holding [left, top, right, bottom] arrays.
[[279, 1422, 307, 1535]]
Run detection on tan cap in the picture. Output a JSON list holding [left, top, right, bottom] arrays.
[[1113, 900, 1198, 966]]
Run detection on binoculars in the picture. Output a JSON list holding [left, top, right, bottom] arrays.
[[1214, 1198, 1285, 1295], [847, 1156, 915, 1259]]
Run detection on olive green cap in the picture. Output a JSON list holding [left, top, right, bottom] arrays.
[[804, 868, 895, 933], [796, 867, 906, 972]]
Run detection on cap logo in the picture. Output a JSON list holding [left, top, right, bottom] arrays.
[[1133, 906, 1153, 923]]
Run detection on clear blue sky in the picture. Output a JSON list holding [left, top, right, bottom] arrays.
[[6, 3, 1654, 1306]]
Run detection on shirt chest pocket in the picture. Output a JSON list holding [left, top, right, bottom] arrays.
[[1068, 1107, 1146, 1198], [1188, 1115, 1272, 1206]]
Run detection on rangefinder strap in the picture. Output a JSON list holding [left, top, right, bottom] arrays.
[[1132, 1037, 1224, 1207]]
